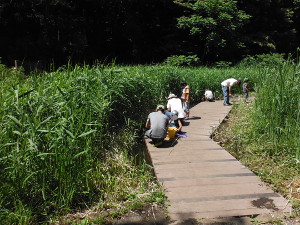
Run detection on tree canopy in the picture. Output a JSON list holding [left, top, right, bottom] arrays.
[[175, 0, 251, 61], [0, 0, 299, 67]]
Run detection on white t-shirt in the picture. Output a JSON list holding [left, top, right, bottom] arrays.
[[204, 90, 213, 99], [221, 78, 237, 87], [167, 98, 185, 119]]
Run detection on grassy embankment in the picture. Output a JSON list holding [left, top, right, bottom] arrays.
[[0, 63, 256, 224], [214, 58, 300, 221]]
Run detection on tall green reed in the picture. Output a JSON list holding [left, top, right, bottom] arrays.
[[252, 59, 300, 157], [1, 65, 112, 222], [0, 63, 256, 223]]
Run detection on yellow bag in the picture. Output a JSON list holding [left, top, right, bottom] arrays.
[[167, 127, 177, 139]]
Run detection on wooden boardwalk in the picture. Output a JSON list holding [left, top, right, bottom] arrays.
[[145, 101, 291, 223]]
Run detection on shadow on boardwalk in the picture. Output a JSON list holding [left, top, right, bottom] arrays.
[[115, 207, 253, 225], [142, 100, 291, 225]]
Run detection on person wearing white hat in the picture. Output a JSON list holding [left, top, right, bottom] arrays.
[[167, 93, 185, 123]]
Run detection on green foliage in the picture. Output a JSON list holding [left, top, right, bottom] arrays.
[[175, 0, 251, 58], [239, 53, 286, 67], [0, 64, 164, 223], [163, 55, 200, 66], [145, 191, 166, 205], [0, 63, 25, 81], [251, 59, 300, 156], [1, 0, 300, 65], [215, 61, 233, 68], [0, 62, 261, 223]]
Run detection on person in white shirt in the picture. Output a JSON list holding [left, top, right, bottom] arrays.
[[204, 90, 214, 102], [167, 93, 185, 120], [221, 78, 241, 106]]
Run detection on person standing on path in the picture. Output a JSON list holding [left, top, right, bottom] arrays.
[[243, 78, 250, 102], [221, 78, 241, 106], [180, 81, 190, 119], [145, 105, 169, 146]]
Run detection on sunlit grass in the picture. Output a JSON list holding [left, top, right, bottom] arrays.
[[0, 62, 269, 223], [251, 59, 300, 156]]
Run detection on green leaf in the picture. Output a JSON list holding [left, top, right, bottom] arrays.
[[7, 115, 22, 126], [73, 150, 88, 159], [65, 129, 75, 139], [37, 129, 51, 133], [13, 131, 22, 136], [78, 130, 96, 138]]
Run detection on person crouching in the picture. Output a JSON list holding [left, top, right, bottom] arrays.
[[144, 105, 169, 147], [204, 90, 214, 102]]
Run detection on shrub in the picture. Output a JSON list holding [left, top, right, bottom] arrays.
[[215, 61, 233, 68], [251, 59, 300, 156], [163, 55, 200, 66], [239, 53, 286, 67]]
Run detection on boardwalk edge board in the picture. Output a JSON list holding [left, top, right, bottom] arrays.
[[145, 101, 292, 221]]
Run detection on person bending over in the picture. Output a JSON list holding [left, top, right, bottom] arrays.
[[145, 105, 169, 146], [221, 78, 241, 106]]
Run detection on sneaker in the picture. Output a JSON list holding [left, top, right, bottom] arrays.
[[154, 141, 163, 147]]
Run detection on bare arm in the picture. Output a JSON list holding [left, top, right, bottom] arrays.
[[185, 93, 190, 102], [145, 119, 150, 129], [228, 86, 232, 96]]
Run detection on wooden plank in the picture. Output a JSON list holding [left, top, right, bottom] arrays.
[[145, 100, 291, 222]]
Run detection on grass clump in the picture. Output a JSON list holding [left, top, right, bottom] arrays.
[[0, 64, 164, 224], [252, 59, 300, 157], [0, 62, 260, 223]]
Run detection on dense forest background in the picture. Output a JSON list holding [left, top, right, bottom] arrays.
[[0, 0, 300, 67]]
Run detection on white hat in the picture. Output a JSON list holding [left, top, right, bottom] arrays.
[[168, 93, 176, 99], [156, 105, 165, 110]]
